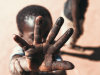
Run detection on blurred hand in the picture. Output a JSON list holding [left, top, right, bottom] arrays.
[[10, 58, 27, 75], [12, 16, 74, 72]]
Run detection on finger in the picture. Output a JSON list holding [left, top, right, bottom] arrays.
[[47, 28, 73, 54], [52, 61, 74, 70], [46, 17, 64, 44], [15, 59, 25, 75], [9, 59, 16, 74], [34, 16, 43, 45], [13, 34, 30, 51]]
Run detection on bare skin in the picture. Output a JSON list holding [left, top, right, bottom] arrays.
[[71, 0, 88, 49], [68, 0, 80, 47], [9, 16, 74, 75], [64, 0, 88, 48], [72, 0, 82, 42]]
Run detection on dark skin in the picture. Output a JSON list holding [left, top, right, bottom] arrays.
[[63, 0, 88, 50], [72, 0, 80, 27], [71, 0, 81, 45], [71, 0, 88, 48], [63, 0, 82, 47], [64, 0, 85, 47], [9, 16, 74, 75]]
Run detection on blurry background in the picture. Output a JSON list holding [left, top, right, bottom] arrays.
[[0, 0, 100, 75]]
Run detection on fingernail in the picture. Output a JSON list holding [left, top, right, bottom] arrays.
[[55, 17, 64, 26], [12, 34, 18, 40], [36, 16, 43, 25], [12, 34, 19, 41], [67, 61, 74, 70], [67, 28, 73, 36], [12, 34, 16, 38]]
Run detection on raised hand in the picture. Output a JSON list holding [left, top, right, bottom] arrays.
[[13, 16, 74, 72]]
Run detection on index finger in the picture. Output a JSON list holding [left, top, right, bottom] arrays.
[[13, 34, 30, 51]]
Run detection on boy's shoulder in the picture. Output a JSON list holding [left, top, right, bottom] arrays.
[[10, 45, 25, 59]]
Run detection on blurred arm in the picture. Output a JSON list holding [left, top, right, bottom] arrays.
[[72, 0, 80, 27]]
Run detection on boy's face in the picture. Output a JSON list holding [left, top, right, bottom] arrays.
[[20, 16, 52, 45]]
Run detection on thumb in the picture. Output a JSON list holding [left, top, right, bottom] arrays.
[[52, 61, 74, 70]]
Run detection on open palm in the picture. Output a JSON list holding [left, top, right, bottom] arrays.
[[13, 16, 74, 72]]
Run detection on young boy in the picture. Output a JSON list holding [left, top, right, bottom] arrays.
[[61, 0, 88, 48], [9, 5, 74, 75]]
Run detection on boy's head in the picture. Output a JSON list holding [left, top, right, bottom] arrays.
[[16, 5, 52, 45]]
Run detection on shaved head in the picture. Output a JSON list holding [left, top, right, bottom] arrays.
[[16, 5, 52, 35]]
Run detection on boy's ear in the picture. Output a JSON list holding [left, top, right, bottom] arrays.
[[19, 32, 23, 37]]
